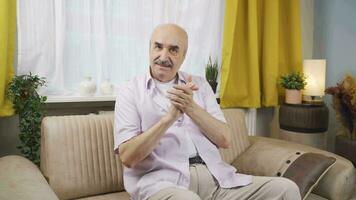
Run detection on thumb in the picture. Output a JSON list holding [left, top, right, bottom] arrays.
[[186, 75, 199, 91], [187, 75, 192, 83]]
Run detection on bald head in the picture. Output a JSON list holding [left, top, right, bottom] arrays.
[[149, 24, 189, 82], [150, 24, 188, 55]]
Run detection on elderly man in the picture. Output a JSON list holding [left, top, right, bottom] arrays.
[[114, 24, 301, 200]]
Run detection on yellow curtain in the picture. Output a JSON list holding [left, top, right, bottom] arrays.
[[0, 0, 16, 116], [220, 0, 302, 108]]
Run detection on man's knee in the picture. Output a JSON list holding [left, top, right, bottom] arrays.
[[149, 187, 201, 200], [170, 190, 201, 200], [268, 177, 301, 199]]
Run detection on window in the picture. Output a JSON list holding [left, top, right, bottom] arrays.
[[17, 0, 225, 96]]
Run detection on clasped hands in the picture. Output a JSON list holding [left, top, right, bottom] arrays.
[[166, 76, 199, 121]]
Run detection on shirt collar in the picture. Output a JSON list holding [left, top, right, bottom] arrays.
[[146, 70, 187, 90]]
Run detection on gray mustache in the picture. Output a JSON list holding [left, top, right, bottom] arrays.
[[155, 59, 173, 68]]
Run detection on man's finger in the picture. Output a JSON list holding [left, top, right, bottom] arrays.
[[186, 75, 199, 90], [187, 75, 192, 83], [173, 85, 193, 95], [167, 89, 188, 99], [170, 101, 184, 109]]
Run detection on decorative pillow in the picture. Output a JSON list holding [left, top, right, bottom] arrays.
[[282, 153, 336, 200], [233, 141, 336, 200]]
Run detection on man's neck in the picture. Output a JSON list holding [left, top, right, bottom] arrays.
[[154, 75, 177, 84], [149, 69, 178, 83]]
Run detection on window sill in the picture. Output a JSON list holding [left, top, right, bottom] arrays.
[[45, 95, 116, 103]]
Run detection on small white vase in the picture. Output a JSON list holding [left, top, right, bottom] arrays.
[[79, 76, 96, 96], [100, 79, 114, 95]]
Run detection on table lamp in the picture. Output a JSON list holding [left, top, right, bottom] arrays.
[[303, 59, 326, 103]]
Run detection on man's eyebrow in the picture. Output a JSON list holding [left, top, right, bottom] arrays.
[[153, 42, 179, 49], [154, 42, 162, 46], [170, 45, 179, 50]]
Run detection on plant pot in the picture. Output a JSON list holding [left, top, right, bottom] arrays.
[[335, 135, 356, 167], [285, 89, 302, 104]]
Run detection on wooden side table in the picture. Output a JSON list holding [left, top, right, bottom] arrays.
[[279, 103, 329, 149]]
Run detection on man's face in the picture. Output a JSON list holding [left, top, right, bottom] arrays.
[[149, 25, 187, 82]]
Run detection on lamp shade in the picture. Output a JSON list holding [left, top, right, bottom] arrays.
[[303, 59, 326, 97]]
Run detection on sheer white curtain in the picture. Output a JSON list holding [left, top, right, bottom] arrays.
[[17, 0, 225, 96]]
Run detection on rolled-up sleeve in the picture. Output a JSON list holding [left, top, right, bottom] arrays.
[[200, 78, 227, 123], [114, 84, 141, 153]]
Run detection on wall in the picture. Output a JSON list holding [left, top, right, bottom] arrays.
[[301, 0, 314, 59], [314, 0, 356, 151], [0, 116, 20, 156]]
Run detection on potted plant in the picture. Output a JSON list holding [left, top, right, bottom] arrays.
[[7, 73, 47, 166], [325, 74, 356, 165], [205, 56, 219, 93], [279, 72, 307, 104]]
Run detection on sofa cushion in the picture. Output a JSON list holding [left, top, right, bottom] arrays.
[[233, 141, 336, 200], [76, 192, 130, 200], [41, 115, 124, 200], [0, 155, 59, 200], [219, 109, 250, 164], [282, 153, 336, 200], [247, 136, 356, 200], [233, 140, 303, 176]]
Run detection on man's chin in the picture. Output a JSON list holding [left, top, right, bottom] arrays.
[[156, 64, 172, 70], [153, 72, 175, 82]]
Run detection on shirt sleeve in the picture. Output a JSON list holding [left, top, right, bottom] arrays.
[[114, 83, 141, 153], [200, 77, 227, 123]]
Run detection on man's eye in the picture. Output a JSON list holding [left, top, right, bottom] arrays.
[[170, 48, 178, 54]]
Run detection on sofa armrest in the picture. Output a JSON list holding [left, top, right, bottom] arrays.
[[232, 136, 355, 200], [0, 155, 59, 200]]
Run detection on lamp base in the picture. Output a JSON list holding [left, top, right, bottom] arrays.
[[303, 95, 324, 105]]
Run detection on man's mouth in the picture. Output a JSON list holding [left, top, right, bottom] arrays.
[[154, 59, 173, 68], [156, 64, 171, 68]]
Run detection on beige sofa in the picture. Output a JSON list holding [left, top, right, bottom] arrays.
[[0, 108, 355, 200]]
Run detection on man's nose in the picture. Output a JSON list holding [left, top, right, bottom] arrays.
[[159, 48, 169, 60]]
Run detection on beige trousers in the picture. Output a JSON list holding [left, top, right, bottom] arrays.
[[149, 164, 301, 200]]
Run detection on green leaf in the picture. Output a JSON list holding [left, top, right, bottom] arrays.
[[6, 73, 47, 166], [279, 72, 307, 90]]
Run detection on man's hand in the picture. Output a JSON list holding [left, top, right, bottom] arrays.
[[165, 105, 182, 122], [167, 75, 231, 148], [167, 76, 199, 114]]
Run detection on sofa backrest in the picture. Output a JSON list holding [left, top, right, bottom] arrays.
[[219, 109, 250, 163], [40, 108, 250, 199], [41, 115, 123, 200]]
